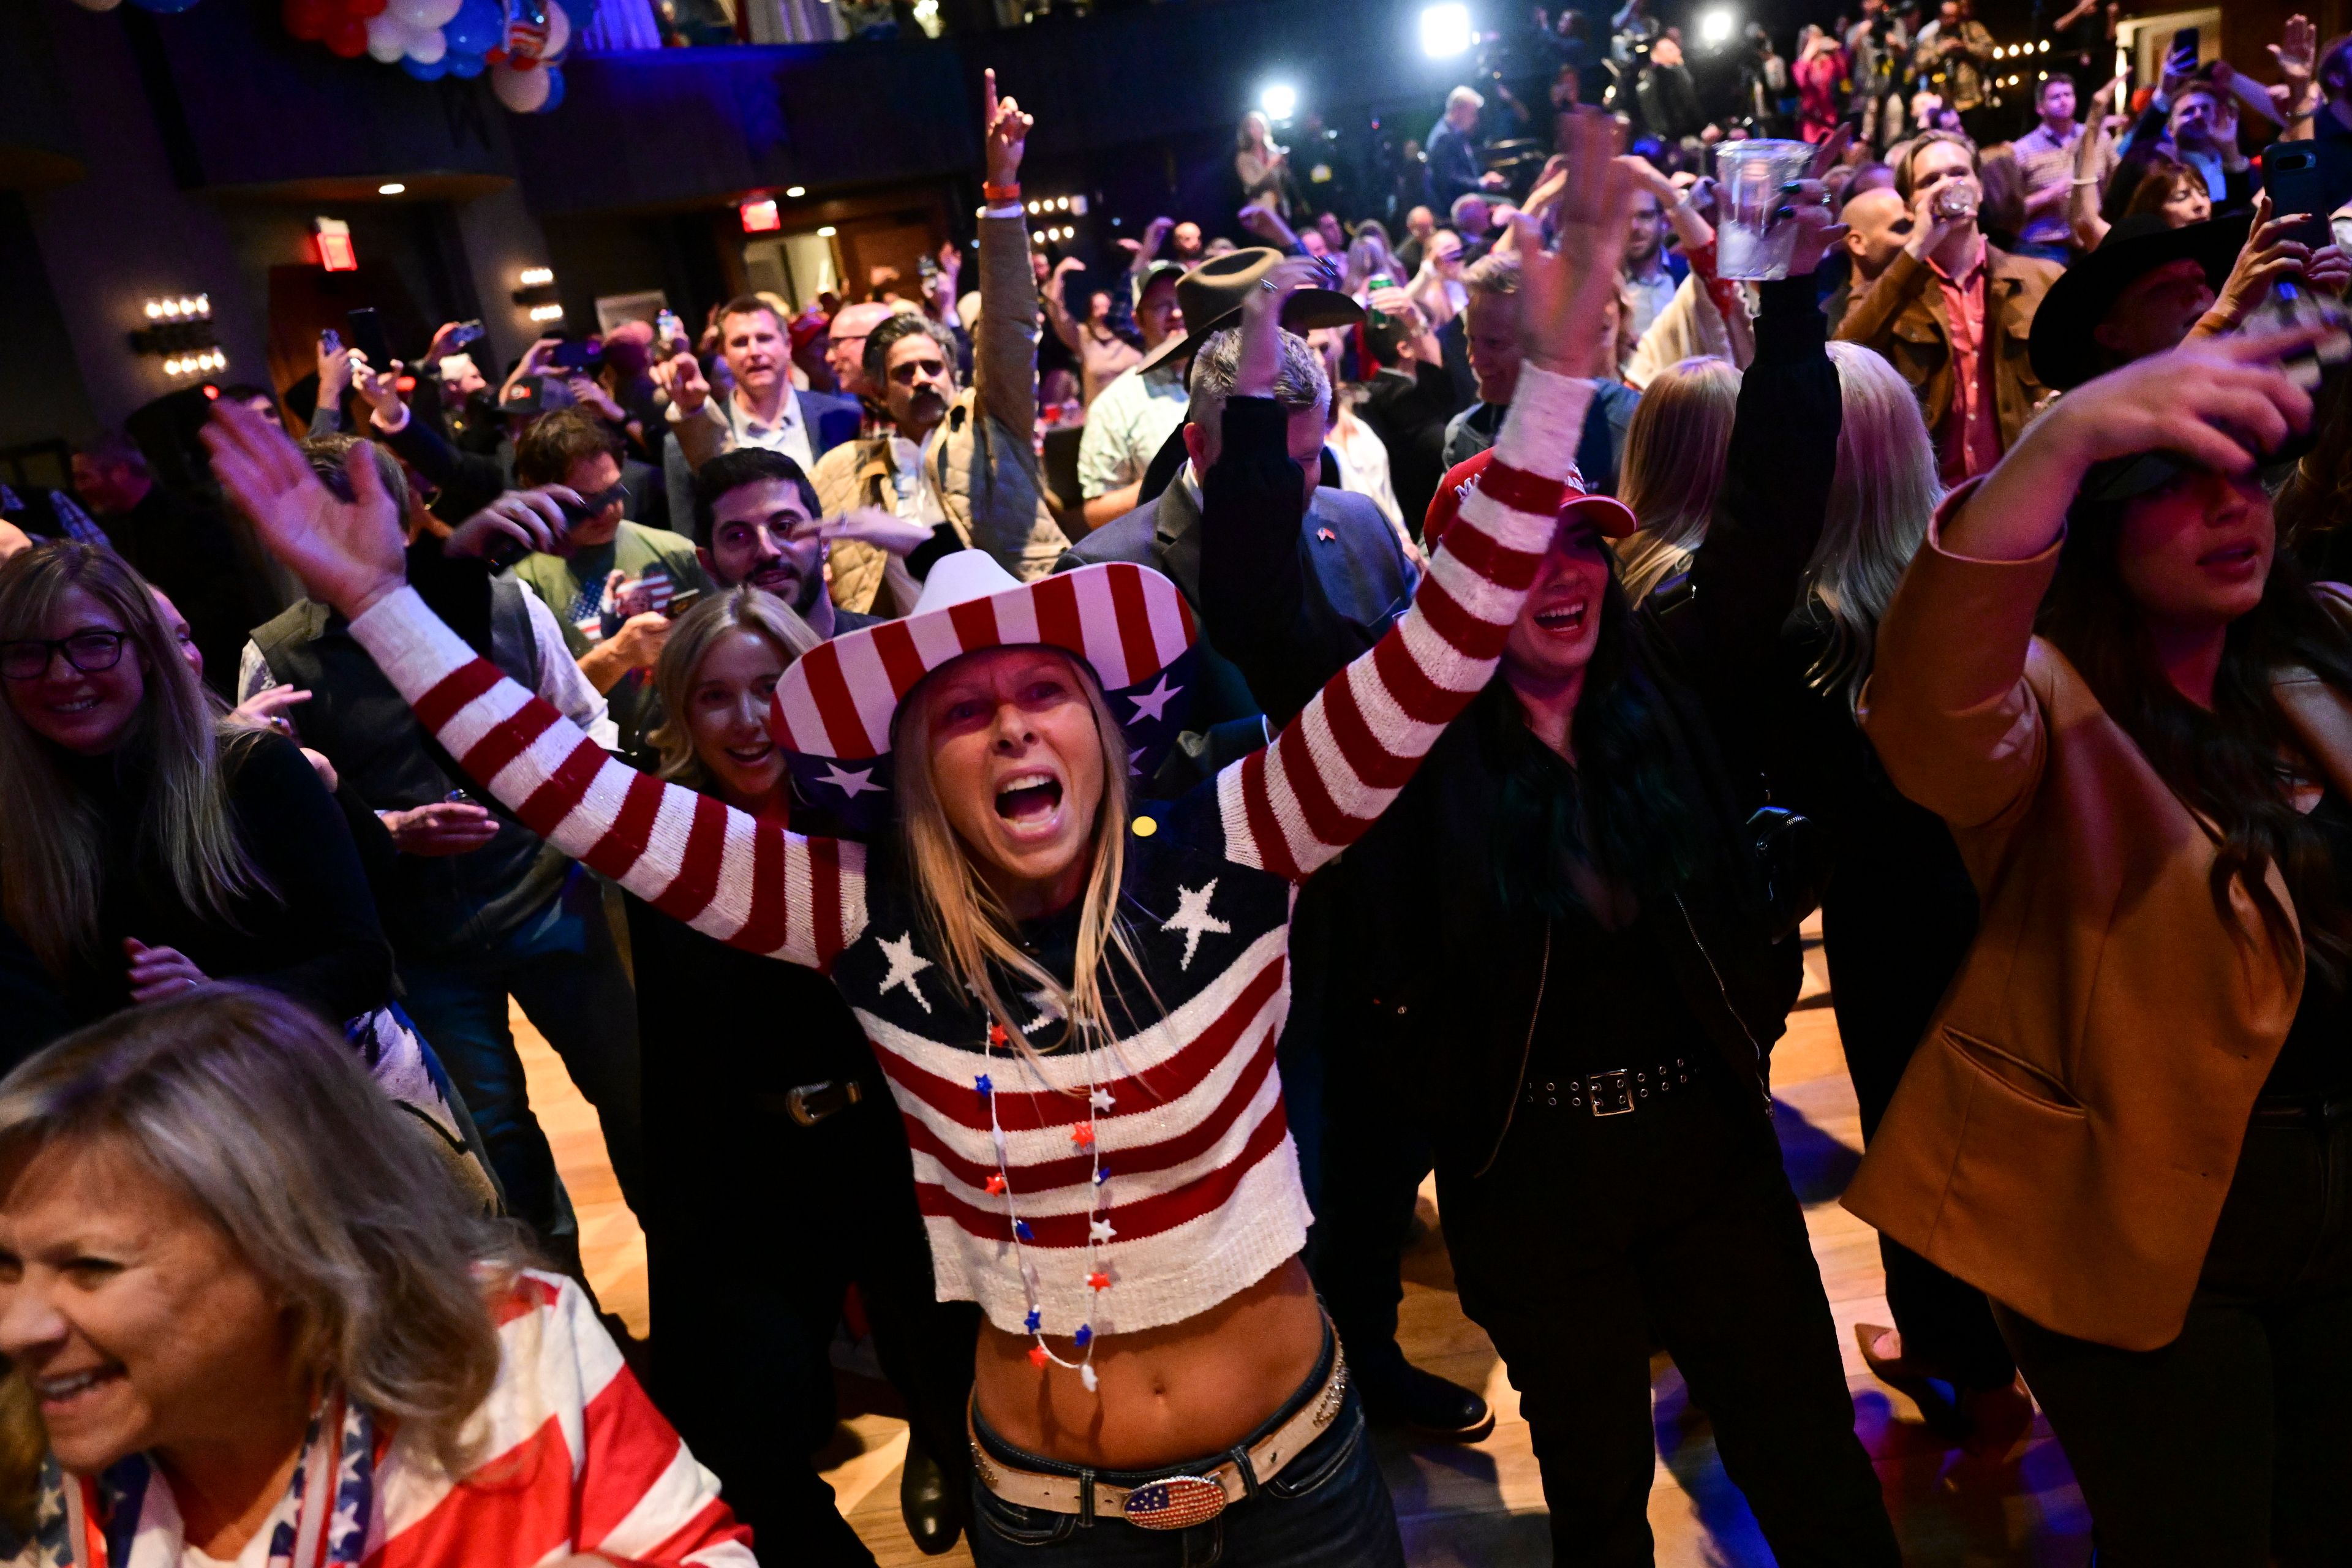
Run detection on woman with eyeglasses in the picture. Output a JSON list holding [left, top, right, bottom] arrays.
[[0, 541, 396, 1076]]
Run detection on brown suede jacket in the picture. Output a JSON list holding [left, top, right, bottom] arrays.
[[1852, 499, 2352, 1351], [1834, 243, 2062, 466]]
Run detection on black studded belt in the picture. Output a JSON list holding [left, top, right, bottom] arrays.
[[1523, 1057, 1699, 1117]]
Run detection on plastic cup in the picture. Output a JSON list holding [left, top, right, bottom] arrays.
[[1713, 140, 1820, 281]]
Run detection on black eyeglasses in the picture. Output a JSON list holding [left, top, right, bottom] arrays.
[[1, 630, 129, 681]]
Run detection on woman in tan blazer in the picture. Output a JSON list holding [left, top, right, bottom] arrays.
[[1853, 327, 2352, 1564]]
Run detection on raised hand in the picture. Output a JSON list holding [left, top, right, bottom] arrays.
[[1949, 328, 2328, 564], [1513, 108, 1635, 380], [2273, 13, 2318, 116], [228, 684, 312, 737], [652, 349, 710, 416], [2207, 194, 2318, 330], [317, 337, 355, 404], [2042, 331, 2323, 475], [1233, 254, 1331, 399], [203, 399, 407, 620], [982, 68, 1031, 188], [447, 488, 576, 560], [1774, 179, 1851, 277], [350, 351, 405, 423]]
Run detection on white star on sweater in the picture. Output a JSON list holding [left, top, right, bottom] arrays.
[[1126, 674, 1183, 723], [1090, 1086, 1115, 1112], [1090, 1218, 1117, 1243], [1022, 989, 1066, 1035], [876, 932, 934, 1012], [1159, 880, 1231, 970], [819, 762, 883, 797]]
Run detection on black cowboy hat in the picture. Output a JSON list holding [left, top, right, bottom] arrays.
[[2028, 212, 2252, 391], [1133, 247, 1364, 375]]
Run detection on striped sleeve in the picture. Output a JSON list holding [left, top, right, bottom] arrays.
[[1216, 367, 1593, 882], [346, 587, 865, 970]]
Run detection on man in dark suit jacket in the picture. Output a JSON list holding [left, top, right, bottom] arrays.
[[1426, 85, 1506, 211], [1055, 345, 1414, 756], [1055, 323, 1496, 1449]]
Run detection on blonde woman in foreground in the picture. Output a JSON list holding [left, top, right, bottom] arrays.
[[0, 986, 751, 1567]]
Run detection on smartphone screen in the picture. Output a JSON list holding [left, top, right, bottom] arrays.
[[345, 307, 393, 369], [2265, 144, 2336, 248]]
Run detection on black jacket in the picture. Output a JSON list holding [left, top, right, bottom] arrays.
[[1199, 279, 1839, 1173], [0, 731, 395, 1071], [1056, 463, 1414, 765], [249, 544, 575, 959]]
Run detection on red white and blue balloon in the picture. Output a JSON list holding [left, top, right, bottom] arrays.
[[78, 0, 570, 112]]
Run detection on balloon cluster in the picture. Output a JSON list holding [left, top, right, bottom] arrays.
[[74, 0, 571, 113]]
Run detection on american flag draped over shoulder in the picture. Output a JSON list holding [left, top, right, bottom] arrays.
[[12, 1273, 752, 1568]]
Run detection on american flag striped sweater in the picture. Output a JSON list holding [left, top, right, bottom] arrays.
[[347, 369, 1593, 1339]]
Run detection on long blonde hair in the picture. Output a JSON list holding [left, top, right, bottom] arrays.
[[646, 586, 822, 791], [1613, 356, 1743, 600], [0, 987, 528, 1492], [0, 543, 273, 974], [1803, 341, 1944, 712], [890, 651, 1151, 1072]]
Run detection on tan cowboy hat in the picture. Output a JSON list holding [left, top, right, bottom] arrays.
[[1133, 247, 1365, 375]]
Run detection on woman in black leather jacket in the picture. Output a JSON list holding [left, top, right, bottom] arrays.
[[1198, 228, 1901, 1561]]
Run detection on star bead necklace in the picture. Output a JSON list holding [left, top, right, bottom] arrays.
[[975, 1016, 1115, 1392]]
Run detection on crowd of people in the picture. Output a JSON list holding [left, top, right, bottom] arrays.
[[4, 7, 2352, 1565]]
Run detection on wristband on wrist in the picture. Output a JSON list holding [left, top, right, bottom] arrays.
[[982, 181, 1021, 204]]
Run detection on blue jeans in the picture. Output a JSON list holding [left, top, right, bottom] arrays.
[[966, 1333, 1405, 1567], [398, 871, 644, 1252]]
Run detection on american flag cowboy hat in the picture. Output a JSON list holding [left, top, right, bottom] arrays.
[[771, 548, 1197, 777]]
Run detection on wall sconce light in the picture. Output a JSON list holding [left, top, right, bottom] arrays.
[[131, 293, 221, 376], [162, 350, 228, 377], [513, 268, 560, 318]]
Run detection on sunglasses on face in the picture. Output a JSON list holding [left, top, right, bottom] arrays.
[[1, 629, 128, 681]]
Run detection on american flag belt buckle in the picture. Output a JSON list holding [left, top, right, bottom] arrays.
[[1120, 1475, 1230, 1530]]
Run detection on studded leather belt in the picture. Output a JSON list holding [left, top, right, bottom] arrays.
[[1524, 1055, 1700, 1117], [968, 1336, 1349, 1530]]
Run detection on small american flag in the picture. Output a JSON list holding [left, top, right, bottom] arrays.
[[1121, 1476, 1226, 1531]]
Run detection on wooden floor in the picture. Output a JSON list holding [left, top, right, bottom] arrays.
[[517, 917, 2094, 1566]]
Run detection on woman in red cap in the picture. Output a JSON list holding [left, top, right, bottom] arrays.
[[206, 95, 1634, 1568]]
